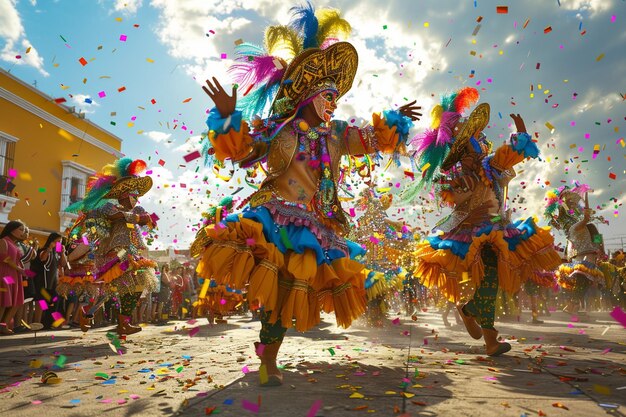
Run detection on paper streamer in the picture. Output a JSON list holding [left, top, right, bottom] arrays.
[[609, 306, 626, 328], [307, 400, 322, 417]]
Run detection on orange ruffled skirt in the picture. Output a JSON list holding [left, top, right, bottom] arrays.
[[192, 206, 367, 332], [412, 217, 562, 303]]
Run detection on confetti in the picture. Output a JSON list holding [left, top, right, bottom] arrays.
[[496, 6, 508, 14]]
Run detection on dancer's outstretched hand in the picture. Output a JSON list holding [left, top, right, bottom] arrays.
[[203, 77, 237, 117], [509, 113, 527, 133], [399, 100, 423, 121]]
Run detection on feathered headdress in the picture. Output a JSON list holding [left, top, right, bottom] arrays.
[[543, 183, 590, 221], [200, 196, 234, 226], [229, 1, 353, 120], [65, 158, 150, 213], [410, 87, 480, 186]]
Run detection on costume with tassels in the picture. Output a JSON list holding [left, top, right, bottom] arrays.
[[545, 185, 606, 314], [57, 158, 158, 335], [349, 188, 413, 326], [193, 197, 244, 320], [406, 88, 561, 356], [190, 3, 420, 386]]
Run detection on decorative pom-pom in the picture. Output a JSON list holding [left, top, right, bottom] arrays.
[[430, 105, 443, 129], [452, 87, 480, 114], [128, 160, 148, 176]]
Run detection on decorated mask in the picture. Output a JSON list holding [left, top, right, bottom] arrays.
[[312, 90, 338, 123]]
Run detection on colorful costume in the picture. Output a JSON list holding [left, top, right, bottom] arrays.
[[190, 4, 414, 337], [349, 188, 413, 325], [57, 158, 158, 333], [545, 185, 606, 311], [406, 88, 561, 354]]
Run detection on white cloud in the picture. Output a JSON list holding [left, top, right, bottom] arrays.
[[143, 130, 172, 144], [559, 0, 614, 16], [112, 0, 143, 15], [0, 0, 48, 76], [70, 94, 100, 114]]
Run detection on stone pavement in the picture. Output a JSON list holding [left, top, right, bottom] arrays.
[[0, 310, 624, 417]]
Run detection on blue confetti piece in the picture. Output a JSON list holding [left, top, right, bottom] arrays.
[[101, 379, 116, 385], [182, 355, 192, 359], [578, 22, 582, 30], [223, 398, 234, 405], [70, 399, 81, 404], [498, 112, 502, 119], [84, 98, 92, 104], [138, 368, 151, 373]]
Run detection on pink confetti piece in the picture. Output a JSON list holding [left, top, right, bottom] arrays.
[[55, 241, 63, 252], [82, 236, 89, 245], [2, 276, 14, 285], [120, 34, 127, 42], [183, 150, 202, 162], [186, 319, 198, 325], [601, 348, 612, 354], [31, 400, 42, 405], [98, 91, 106, 98], [51, 311, 64, 321], [245, 238, 256, 246], [255, 343, 265, 356], [307, 400, 322, 417], [220, 53, 227, 59], [100, 399, 113, 404], [38, 299, 49, 311], [391, 317, 400, 325], [242, 365, 250, 374], [129, 394, 140, 400], [7, 168, 17, 178], [484, 376, 498, 381], [188, 327, 200, 337], [610, 306, 626, 328], [242, 399, 259, 413], [349, 207, 356, 217], [117, 399, 127, 405]]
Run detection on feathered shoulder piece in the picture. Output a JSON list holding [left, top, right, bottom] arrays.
[[405, 87, 479, 195], [543, 183, 590, 222], [201, 196, 235, 226]]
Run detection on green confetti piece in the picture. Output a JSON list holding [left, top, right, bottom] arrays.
[[38, 187, 46, 192], [176, 366, 184, 373], [110, 121, 116, 126], [490, 215, 501, 223], [328, 347, 335, 356], [455, 359, 466, 365], [60, 35, 67, 42], [279, 227, 293, 250], [56, 354, 67, 367], [95, 372, 110, 380], [414, 369, 420, 377], [383, 25, 388, 29]]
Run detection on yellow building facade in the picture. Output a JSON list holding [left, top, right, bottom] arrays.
[[0, 69, 123, 239]]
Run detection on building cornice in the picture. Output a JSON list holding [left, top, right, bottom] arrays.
[[0, 130, 20, 143], [0, 86, 123, 157], [61, 160, 96, 176]]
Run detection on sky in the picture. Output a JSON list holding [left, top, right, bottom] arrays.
[[1, 0, 625, 252]]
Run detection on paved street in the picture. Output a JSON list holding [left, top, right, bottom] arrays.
[[1, 310, 624, 417]]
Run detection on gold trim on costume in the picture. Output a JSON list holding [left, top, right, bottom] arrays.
[[442, 103, 490, 171]]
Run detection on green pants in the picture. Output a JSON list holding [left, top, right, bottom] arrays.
[[464, 245, 499, 330], [259, 310, 287, 344]]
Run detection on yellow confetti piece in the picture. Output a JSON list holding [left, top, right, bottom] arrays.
[[412, 384, 423, 388], [26, 46, 32, 53], [52, 318, 65, 328], [29, 359, 42, 368], [385, 391, 397, 395], [593, 384, 611, 395], [127, 122, 134, 128], [596, 53, 605, 62], [402, 392, 415, 398], [146, 58, 155, 63], [199, 279, 210, 299], [460, 271, 470, 283], [421, 162, 431, 172], [423, 22, 429, 27], [545, 122, 555, 133], [57, 129, 73, 141], [349, 392, 365, 399], [259, 364, 268, 384], [115, 17, 123, 22]]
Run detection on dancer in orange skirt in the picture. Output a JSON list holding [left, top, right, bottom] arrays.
[[190, 3, 421, 386]]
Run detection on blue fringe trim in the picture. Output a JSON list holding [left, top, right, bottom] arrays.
[[382, 109, 414, 145], [206, 108, 242, 135], [222, 206, 365, 265], [510, 132, 539, 159]]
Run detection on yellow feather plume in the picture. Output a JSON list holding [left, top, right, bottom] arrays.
[[430, 104, 443, 129], [101, 164, 119, 177], [315, 9, 351, 46], [264, 25, 302, 61]]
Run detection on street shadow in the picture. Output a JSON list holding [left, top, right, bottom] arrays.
[[176, 360, 454, 417]]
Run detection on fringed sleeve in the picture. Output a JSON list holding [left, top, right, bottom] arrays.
[[206, 108, 254, 163], [490, 132, 539, 171], [337, 109, 414, 156]]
